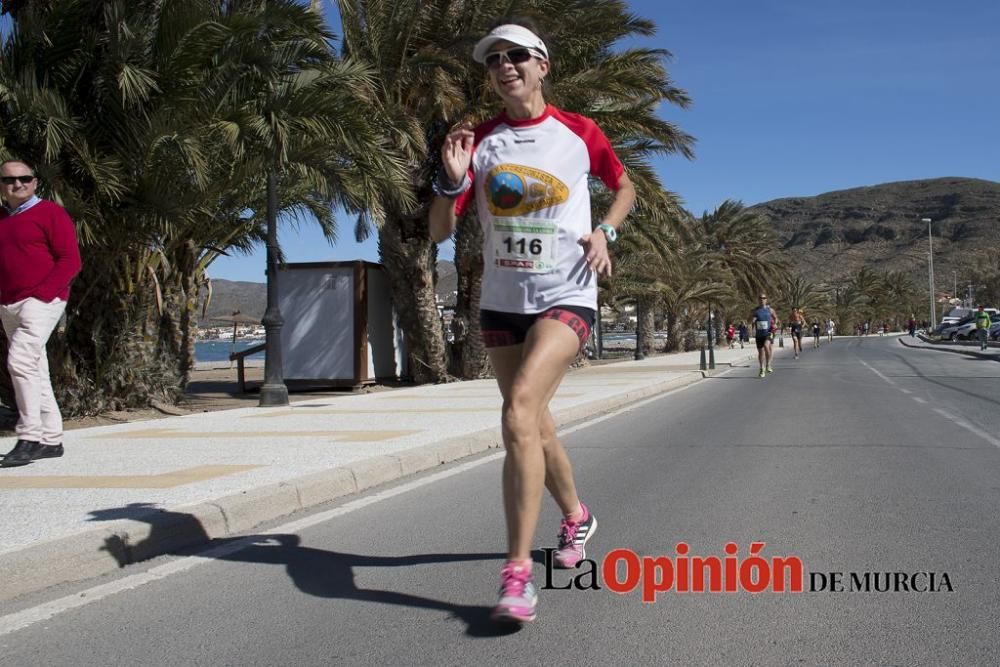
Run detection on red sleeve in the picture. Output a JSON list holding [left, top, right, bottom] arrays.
[[549, 108, 624, 190], [34, 204, 82, 302], [453, 166, 475, 217], [454, 116, 507, 217]]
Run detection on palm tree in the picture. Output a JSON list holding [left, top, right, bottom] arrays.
[[608, 208, 681, 358], [850, 266, 887, 327], [776, 275, 831, 324], [831, 285, 863, 335], [611, 207, 730, 355], [0, 0, 413, 413], [690, 201, 787, 342], [882, 270, 920, 328]]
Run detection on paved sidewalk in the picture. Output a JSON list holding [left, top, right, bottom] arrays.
[[0, 342, 790, 603]]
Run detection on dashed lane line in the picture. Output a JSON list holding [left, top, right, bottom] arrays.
[[861, 359, 999, 450]]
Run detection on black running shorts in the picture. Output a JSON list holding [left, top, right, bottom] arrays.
[[481, 306, 595, 351]]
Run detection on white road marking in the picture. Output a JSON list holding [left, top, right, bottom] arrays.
[[863, 360, 999, 449], [0, 370, 726, 637], [933, 409, 1000, 449], [859, 359, 895, 385]]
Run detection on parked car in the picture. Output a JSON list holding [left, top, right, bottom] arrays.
[[940, 308, 972, 325], [931, 321, 956, 336], [954, 310, 1000, 340], [938, 315, 974, 340], [990, 320, 1000, 341], [954, 320, 980, 340]]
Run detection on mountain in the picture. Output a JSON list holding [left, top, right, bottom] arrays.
[[749, 177, 1000, 285], [436, 260, 457, 306]]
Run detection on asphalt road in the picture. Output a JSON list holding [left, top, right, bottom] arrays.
[[2, 336, 999, 666]]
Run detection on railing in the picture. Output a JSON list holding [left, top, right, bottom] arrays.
[[229, 343, 266, 393]]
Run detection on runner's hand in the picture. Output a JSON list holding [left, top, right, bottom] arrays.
[[441, 123, 474, 184], [578, 232, 612, 277]]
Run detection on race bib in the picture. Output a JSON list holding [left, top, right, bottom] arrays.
[[756, 319, 770, 332], [492, 218, 558, 273]]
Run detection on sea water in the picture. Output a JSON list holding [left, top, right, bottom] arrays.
[[194, 340, 266, 363]]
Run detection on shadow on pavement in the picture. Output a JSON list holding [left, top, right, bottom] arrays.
[[892, 353, 1000, 408], [89, 504, 528, 638]]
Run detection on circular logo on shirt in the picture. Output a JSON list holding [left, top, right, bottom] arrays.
[[489, 171, 525, 211]]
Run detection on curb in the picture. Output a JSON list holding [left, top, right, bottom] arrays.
[[1, 365, 726, 604], [899, 336, 999, 361]]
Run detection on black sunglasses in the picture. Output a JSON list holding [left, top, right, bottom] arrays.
[[1, 175, 35, 185], [485, 47, 540, 68]]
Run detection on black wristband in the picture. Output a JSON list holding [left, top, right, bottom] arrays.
[[432, 169, 471, 199]]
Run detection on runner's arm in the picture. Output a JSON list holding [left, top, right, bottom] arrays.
[[429, 196, 458, 243], [580, 172, 636, 277]]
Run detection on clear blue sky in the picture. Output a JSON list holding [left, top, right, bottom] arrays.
[[15, 2, 1000, 282]]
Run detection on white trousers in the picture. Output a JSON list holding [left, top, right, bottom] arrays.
[[0, 297, 67, 445]]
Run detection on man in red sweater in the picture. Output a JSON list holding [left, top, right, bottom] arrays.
[[0, 160, 82, 467]]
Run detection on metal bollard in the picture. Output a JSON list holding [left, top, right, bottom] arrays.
[[700, 346, 707, 371]]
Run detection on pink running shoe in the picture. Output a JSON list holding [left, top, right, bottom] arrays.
[[490, 561, 538, 623], [554, 503, 597, 569]]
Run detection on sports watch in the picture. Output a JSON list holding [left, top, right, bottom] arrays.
[[596, 223, 618, 242]]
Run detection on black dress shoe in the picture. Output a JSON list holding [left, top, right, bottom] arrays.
[[34, 443, 64, 459], [1, 439, 40, 467]]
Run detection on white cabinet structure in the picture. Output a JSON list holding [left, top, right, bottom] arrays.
[[277, 261, 406, 386]]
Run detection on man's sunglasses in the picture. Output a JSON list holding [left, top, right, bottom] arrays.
[[1, 175, 35, 185], [485, 47, 543, 68]]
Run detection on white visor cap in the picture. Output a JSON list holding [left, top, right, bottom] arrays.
[[472, 24, 549, 64]]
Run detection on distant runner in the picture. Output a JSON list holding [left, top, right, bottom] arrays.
[[811, 320, 821, 348], [750, 294, 778, 377], [975, 305, 991, 351], [788, 307, 805, 359]]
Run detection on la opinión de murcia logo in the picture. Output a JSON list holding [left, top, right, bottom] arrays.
[[541, 543, 954, 600]]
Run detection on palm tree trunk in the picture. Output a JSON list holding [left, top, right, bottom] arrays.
[[663, 307, 681, 352], [379, 215, 449, 383], [635, 295, 655, 359], [449, 213, 490, 379], [50, 261, 186, 416]]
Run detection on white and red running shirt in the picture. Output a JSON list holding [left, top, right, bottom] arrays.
[[454, 104, 624, 314]]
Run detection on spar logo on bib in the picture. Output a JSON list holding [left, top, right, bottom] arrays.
[[486, 164, 568, 217]]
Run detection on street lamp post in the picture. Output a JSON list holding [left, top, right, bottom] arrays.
[[923, 218, 935, 328], [259, 169, 289, 406], [707, 304, 716, 369]]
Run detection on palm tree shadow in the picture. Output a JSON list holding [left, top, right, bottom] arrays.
[[89, 504, 533, 637]]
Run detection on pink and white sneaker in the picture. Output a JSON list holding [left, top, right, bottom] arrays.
[[554, 503, 597, 569], [490, 561, 538, 623]]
